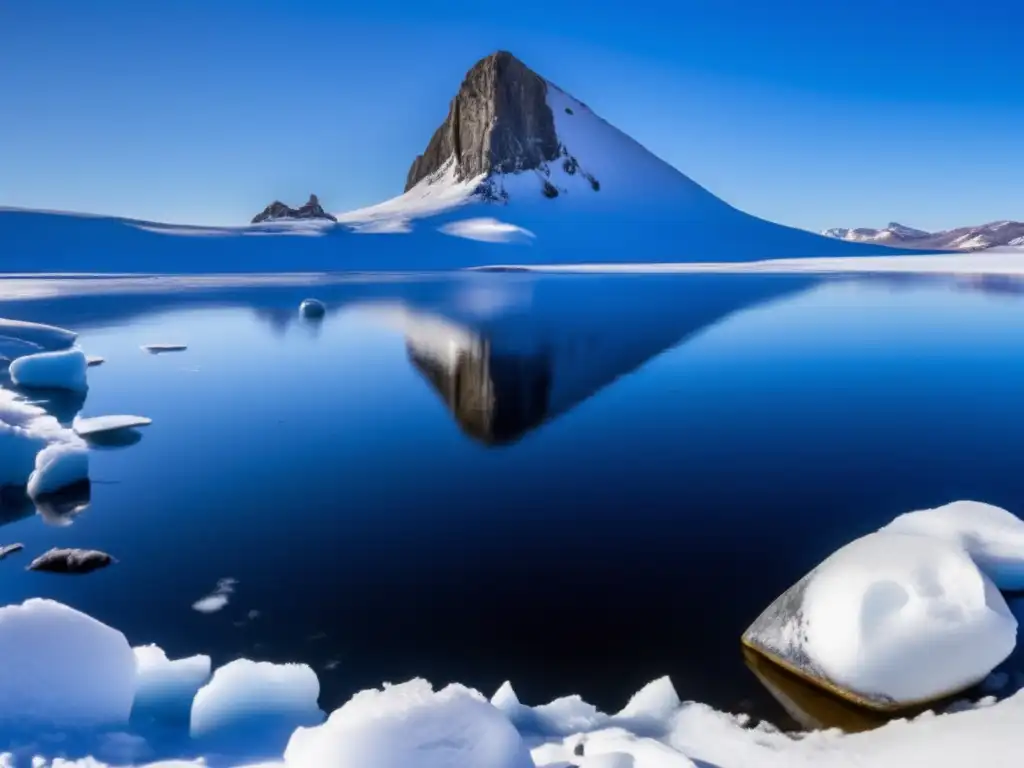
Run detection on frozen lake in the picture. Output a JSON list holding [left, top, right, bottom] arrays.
[[2, 270, 1023, 729]]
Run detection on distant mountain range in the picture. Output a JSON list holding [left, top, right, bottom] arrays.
[[823, 221, 1024, 251]]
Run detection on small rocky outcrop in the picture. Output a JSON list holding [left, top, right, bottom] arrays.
[[28, 547, 115, 574], [251, 194, 337, 224], [404, 51, 560, 191]]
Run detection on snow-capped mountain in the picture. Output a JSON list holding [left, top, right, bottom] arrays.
[[336, 51, 923, 262], [823, 220, 1024, 252]]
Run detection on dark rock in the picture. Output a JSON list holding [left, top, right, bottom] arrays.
[[565, 106, 574, 115], [251, 194, 337, 224], [573, 741, 585, 756], [404, 51, 560, 191], [0, 543, 24, 561], [542, 181, 559, 199], [28, 547, 115, 574]]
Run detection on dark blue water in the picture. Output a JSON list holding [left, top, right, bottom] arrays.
[[3, 271, 1024, 727]]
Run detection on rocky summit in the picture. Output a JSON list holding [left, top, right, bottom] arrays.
[[404, 51, 560, 192], [251, 194, 337, 224]]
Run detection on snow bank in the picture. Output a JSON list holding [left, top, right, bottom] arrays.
[[131, 645, 211, 727], [9, 348, 88, 392], [27, 442, 89, 498], [744, 531, 1017, 706], [881, 501, 1024, 590], [190, 659, 323, 755], [0, 599, 136, 727], [283, 679, 532, 768]]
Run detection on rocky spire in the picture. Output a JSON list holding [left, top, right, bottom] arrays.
[[404, 51, 561, 192], [251, 194, 337, 224]]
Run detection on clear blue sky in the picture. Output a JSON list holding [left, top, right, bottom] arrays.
[[2, 0, 1021, 232]]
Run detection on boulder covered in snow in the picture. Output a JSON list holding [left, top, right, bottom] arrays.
[[283, 678, 532, 768], [880, 500, 1024, 590], [27, 547, 115, 574], [743, 531, 1017, 708], [190, 659, 323, 756], [9, 347, 88, 392], [0, 598, 136, 727]]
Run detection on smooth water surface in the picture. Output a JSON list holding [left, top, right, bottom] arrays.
[[2, 271, 1024, 726]]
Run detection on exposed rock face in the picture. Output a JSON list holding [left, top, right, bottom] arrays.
[[823, 220, 1024, 251], [251, 194, 338, 224], [404, 51, 560, 192]]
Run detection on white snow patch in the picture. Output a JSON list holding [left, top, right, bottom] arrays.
[[283, 678, 532, 768], [190, 659, 322, 753], [881, 501, 1024, 590], [73, 415, 152, 438], [27, 442, 89, 498], [440, 217, 536, 243], [800, 532, 1017, 703], [0, 599, 136, 727], [9, 348, 88, 392]]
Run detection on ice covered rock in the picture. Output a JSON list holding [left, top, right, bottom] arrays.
[[27, 547, 114, 574], [298, 299, 326, 319], [881, 500, 1024, 590], [0, 599, 136, 727], [27, 443, 89, 498], [9, 348, 88, 392], [73, 415, 152, 438], [284, 678, 531, 768], [131, 645, 211, 727], [743, 531, 1017, 707], [190, 659, 323, 756], [0, 319, 77, 352]]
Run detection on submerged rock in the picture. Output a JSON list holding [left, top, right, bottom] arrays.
[[28, 547, 115, 574], [252, 194, 338, 224], [0, 543, 24, 561]]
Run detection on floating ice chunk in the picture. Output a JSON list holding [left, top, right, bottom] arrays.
[[192, 578, 236, 613], [298, 299, 326, 319], [27, 442, 89, 498], [0, 319, 77, 352], [131, 645, 211, 727], [0, 599, 136, 727], [744, 531, 1017, 707], [142, 344, 187, 354], [284, 678, 531, 768], [881, 500, 1024, 590], [27, 547, 114, 574], [9, 348, 88, 392], [73, 415, 152, 438], [190, 659, 323, 756]]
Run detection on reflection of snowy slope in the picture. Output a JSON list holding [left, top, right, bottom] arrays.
[[402, 276, 808, 443]]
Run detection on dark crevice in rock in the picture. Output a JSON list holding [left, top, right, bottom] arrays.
[[404, 51, 560, 192]]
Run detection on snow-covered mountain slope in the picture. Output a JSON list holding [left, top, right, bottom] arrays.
[[2, 52, 938, 273], [824, 220, 1024, 252]]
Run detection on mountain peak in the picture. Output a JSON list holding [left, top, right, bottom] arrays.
[[403, 51, 560, 192]]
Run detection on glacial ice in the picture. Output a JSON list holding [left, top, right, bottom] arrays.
[[9, 348, 88, 392], [131, 646, 211, 727], [73, 415, 153, 438], [282, 679, 533, 768], [744, 531, 1017, 706], [880, 501, 1024, 590], [27, 442, 89, 498], [190, 659, 323, 755], [0, 599, 136, 727]]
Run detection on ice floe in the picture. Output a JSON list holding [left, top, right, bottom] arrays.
[[9, 348, 89, 392], [190, 659, 323, 756], [0, 599, 136, 728], [744, 531, 1017, 707], [73, 415, 152, 438], [881, 500, 1024, 591], [27, 442, 89, 498], [191, 578, 237, 614], [131, 646, 211, 727]]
